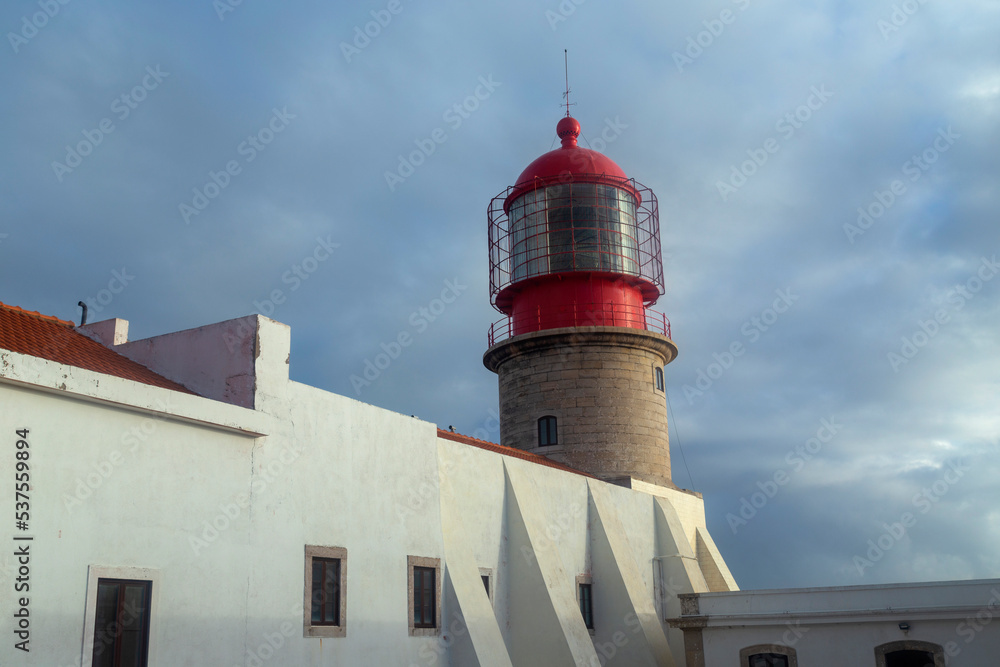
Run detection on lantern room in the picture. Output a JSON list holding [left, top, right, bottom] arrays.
[[488, 117, 667, 342]]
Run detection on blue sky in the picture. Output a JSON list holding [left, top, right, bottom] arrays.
[[2, 0, 998, 590]]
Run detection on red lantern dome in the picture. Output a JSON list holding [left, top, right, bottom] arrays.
[[487, 117, 667, 344]]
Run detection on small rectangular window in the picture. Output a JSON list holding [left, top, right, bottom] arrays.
[[655, 366, 664, 391], [311, 558, 341, 626], [413, 567, 436, 628], [482, 575, 490, 596], [91, 579, 152, 667], [748, 655, 789, 667], [538, 415, 558, 446], [579, 583, 594, 630], [408, 556, 441, 636], [304, 545, 347, 637]]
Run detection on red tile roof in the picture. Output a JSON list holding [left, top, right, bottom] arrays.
[[437, 428, 594, 478], [0, 302, 195, 394]]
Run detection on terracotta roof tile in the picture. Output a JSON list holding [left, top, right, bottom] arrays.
[[0, 301, 195, 395], [437, 428, 594, 478]]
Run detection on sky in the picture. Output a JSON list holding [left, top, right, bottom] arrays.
[[2, 0, 998, 591]]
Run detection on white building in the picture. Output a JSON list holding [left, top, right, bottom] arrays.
[[0, 305, 735, 666]]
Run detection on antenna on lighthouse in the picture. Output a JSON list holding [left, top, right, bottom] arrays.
[[562, 49, 576, 117]]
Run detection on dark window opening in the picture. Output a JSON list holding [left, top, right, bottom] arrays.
[[579, 583, 594, 630], [748, 655, 789, 667], [885, 650, 935, 667], [538, 415, 558, 446], [413, 566, 436, 628], [310, 557, 341, 626], [655, 367, 664, 391], [482, 575, 490, 597], [92, 579, 151, 667]]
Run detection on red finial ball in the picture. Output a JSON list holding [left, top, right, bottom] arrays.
[[557, 116, 580, 148]]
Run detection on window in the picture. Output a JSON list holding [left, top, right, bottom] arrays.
[[740, 645, 797, 667], [407, 556, 441, 636], [579, 583, 594, 630], [414, 567, 436, 627], [312, 559, 341, 625], [304, 545, 347, 637], [875, 641, 944, 667], [654, 366, 664, 391], [508, 183, 640, 281], [885, 651, 935, 667], [480, 567, 494, 604], [538, 415, 558, 446], [82, 566, 159, 667], [92, 579, 151, 667]]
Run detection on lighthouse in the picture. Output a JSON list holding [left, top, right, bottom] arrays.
[[484, 115, 678, 488]]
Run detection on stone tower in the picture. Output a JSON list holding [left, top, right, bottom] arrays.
[[484, 116, 678, 488]]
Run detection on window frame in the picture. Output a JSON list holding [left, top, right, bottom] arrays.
[[739, 645, 798, 667], [303, 545, 347, 638], [82, 565, 160, 667], [654, 366, 664, 392], [576, 574, 594, 633], [91, 579, 152, 667], [538, 415, 558, 447], [407, 556, 441, 636]]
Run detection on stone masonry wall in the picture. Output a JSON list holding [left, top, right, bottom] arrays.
[[484, 327, 678, 488]]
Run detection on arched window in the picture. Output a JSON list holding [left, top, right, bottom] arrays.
[[740, 645, 797, 667], [875, 641, 945, 667], [654, 366, 664, 391], [538, 416, 558, 446]]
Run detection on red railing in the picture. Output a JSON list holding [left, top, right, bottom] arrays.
[[487, 305, 672, 347]]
